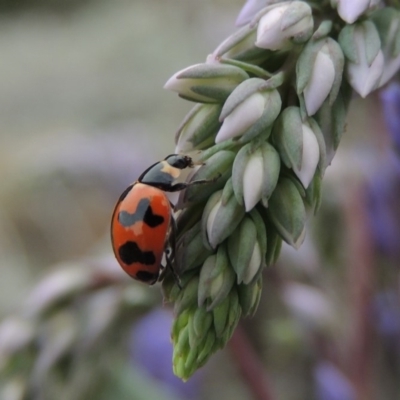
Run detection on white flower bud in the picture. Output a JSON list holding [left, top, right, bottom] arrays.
[[243, 153, 263, 211], [336, 0, 380, 24], [272, 107, 323, 189], [242, 241, 262, 284], [216, 92, 265, 143], [232, 142, 280, 211], [295, 123, 320, 188], [255, 1, 313, 51], [202, 180, 245, 249], [340, 22, 384, 98], [347, 49, 384, 98], [215, 78, 281, 144], [303, 43, 337, 116]]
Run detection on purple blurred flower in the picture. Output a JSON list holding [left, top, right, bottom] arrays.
[[366, 154, 400, 258], [314, 361, 355, 400], [373, 291, 400, 339], [380, 82, 400, 153], [130, 308, 203, 400]]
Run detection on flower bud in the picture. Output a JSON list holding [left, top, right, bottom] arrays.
[[266, 177, 306, 249], [232, 141, 280, 211], [175, 221, 214, 274], [213, 25, 269, 65], [164, 63, 249, 103], [335, 0, 380, 24], [339, 21, 384, 98], [212, 288, 241, 343], [198, 244, 236, 310], [212, 293, 231, 338], [257, 208, 283, 266], [175, 103, 222, 153], [238, 276, 263, 317], [190, 306, 213, 346], [221, 288, 242, 343], [236, 0, 277, 27], [215, 78, 281, 143], [272, 107, 322, 188], [314, 83, 351, 165], [227, 211, 266, 284], [371, 8, 400, 87], [174, 276, 200, 315], [297, 38, 344, 116], [196, 329, 217, 366], [183, 150, 235, 204], [202, 179, 245, 249], [254, 1, 313, 51]]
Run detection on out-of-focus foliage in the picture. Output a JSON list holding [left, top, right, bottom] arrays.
[[0, 0, 400, 399]]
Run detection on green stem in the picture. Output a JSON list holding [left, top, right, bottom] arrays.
[[219, 57, 273, 79]]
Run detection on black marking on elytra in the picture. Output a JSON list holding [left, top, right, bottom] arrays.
[[118, 198, 164, 228], [136, 270, 158, 283], [118, 241, 156, 265]]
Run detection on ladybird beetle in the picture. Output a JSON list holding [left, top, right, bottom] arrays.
[[111, 154, 215, 285]]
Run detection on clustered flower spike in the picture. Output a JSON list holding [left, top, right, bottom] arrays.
[[163, 0, 400, 380]]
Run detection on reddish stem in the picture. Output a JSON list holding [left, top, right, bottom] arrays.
[[229, 323, 275, 400], [343, 185, 376, 400]]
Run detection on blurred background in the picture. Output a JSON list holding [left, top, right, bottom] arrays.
[[0, 0, 399, 399]]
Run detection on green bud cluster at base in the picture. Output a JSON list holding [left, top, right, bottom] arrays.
[[163, 0, 400, 380]]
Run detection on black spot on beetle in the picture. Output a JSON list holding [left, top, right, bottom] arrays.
[[118, 241, 156, 265], [136, 270, 158, 283], [118, 198, 164, 228]]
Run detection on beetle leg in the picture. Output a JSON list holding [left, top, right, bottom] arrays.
[[166, 173, 221, 193]]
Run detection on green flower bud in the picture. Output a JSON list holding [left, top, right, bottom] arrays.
[[202, 179, 245, 249], [213, 25, 269, 64], [371, 8, 400, 86], [164, 62, 249, 103], [266, 177, 306, 249], [297, 37, 344, 116], [339, 21, 384, 98], [216, 78, 281, 143], [227, 210, 267, 284], [198, 243, 236, 310], [183, 150, 235, 204], [232, 141, 280, 211], [174, 276, 199, 315], [221, 288, 242, 343], [162, 272, 181, 302], [175, 221, 214, 274], [255, 205, 283, 266], [212, 293, 231, 338], [272, 107, 322, 188], [314, 82, 352, 164], [254, 1, 313, 51], [196, 329, 217, 366], [175, 103, 223, 153], [191, 306, 213, 346], [238, 276, 263, 317]]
